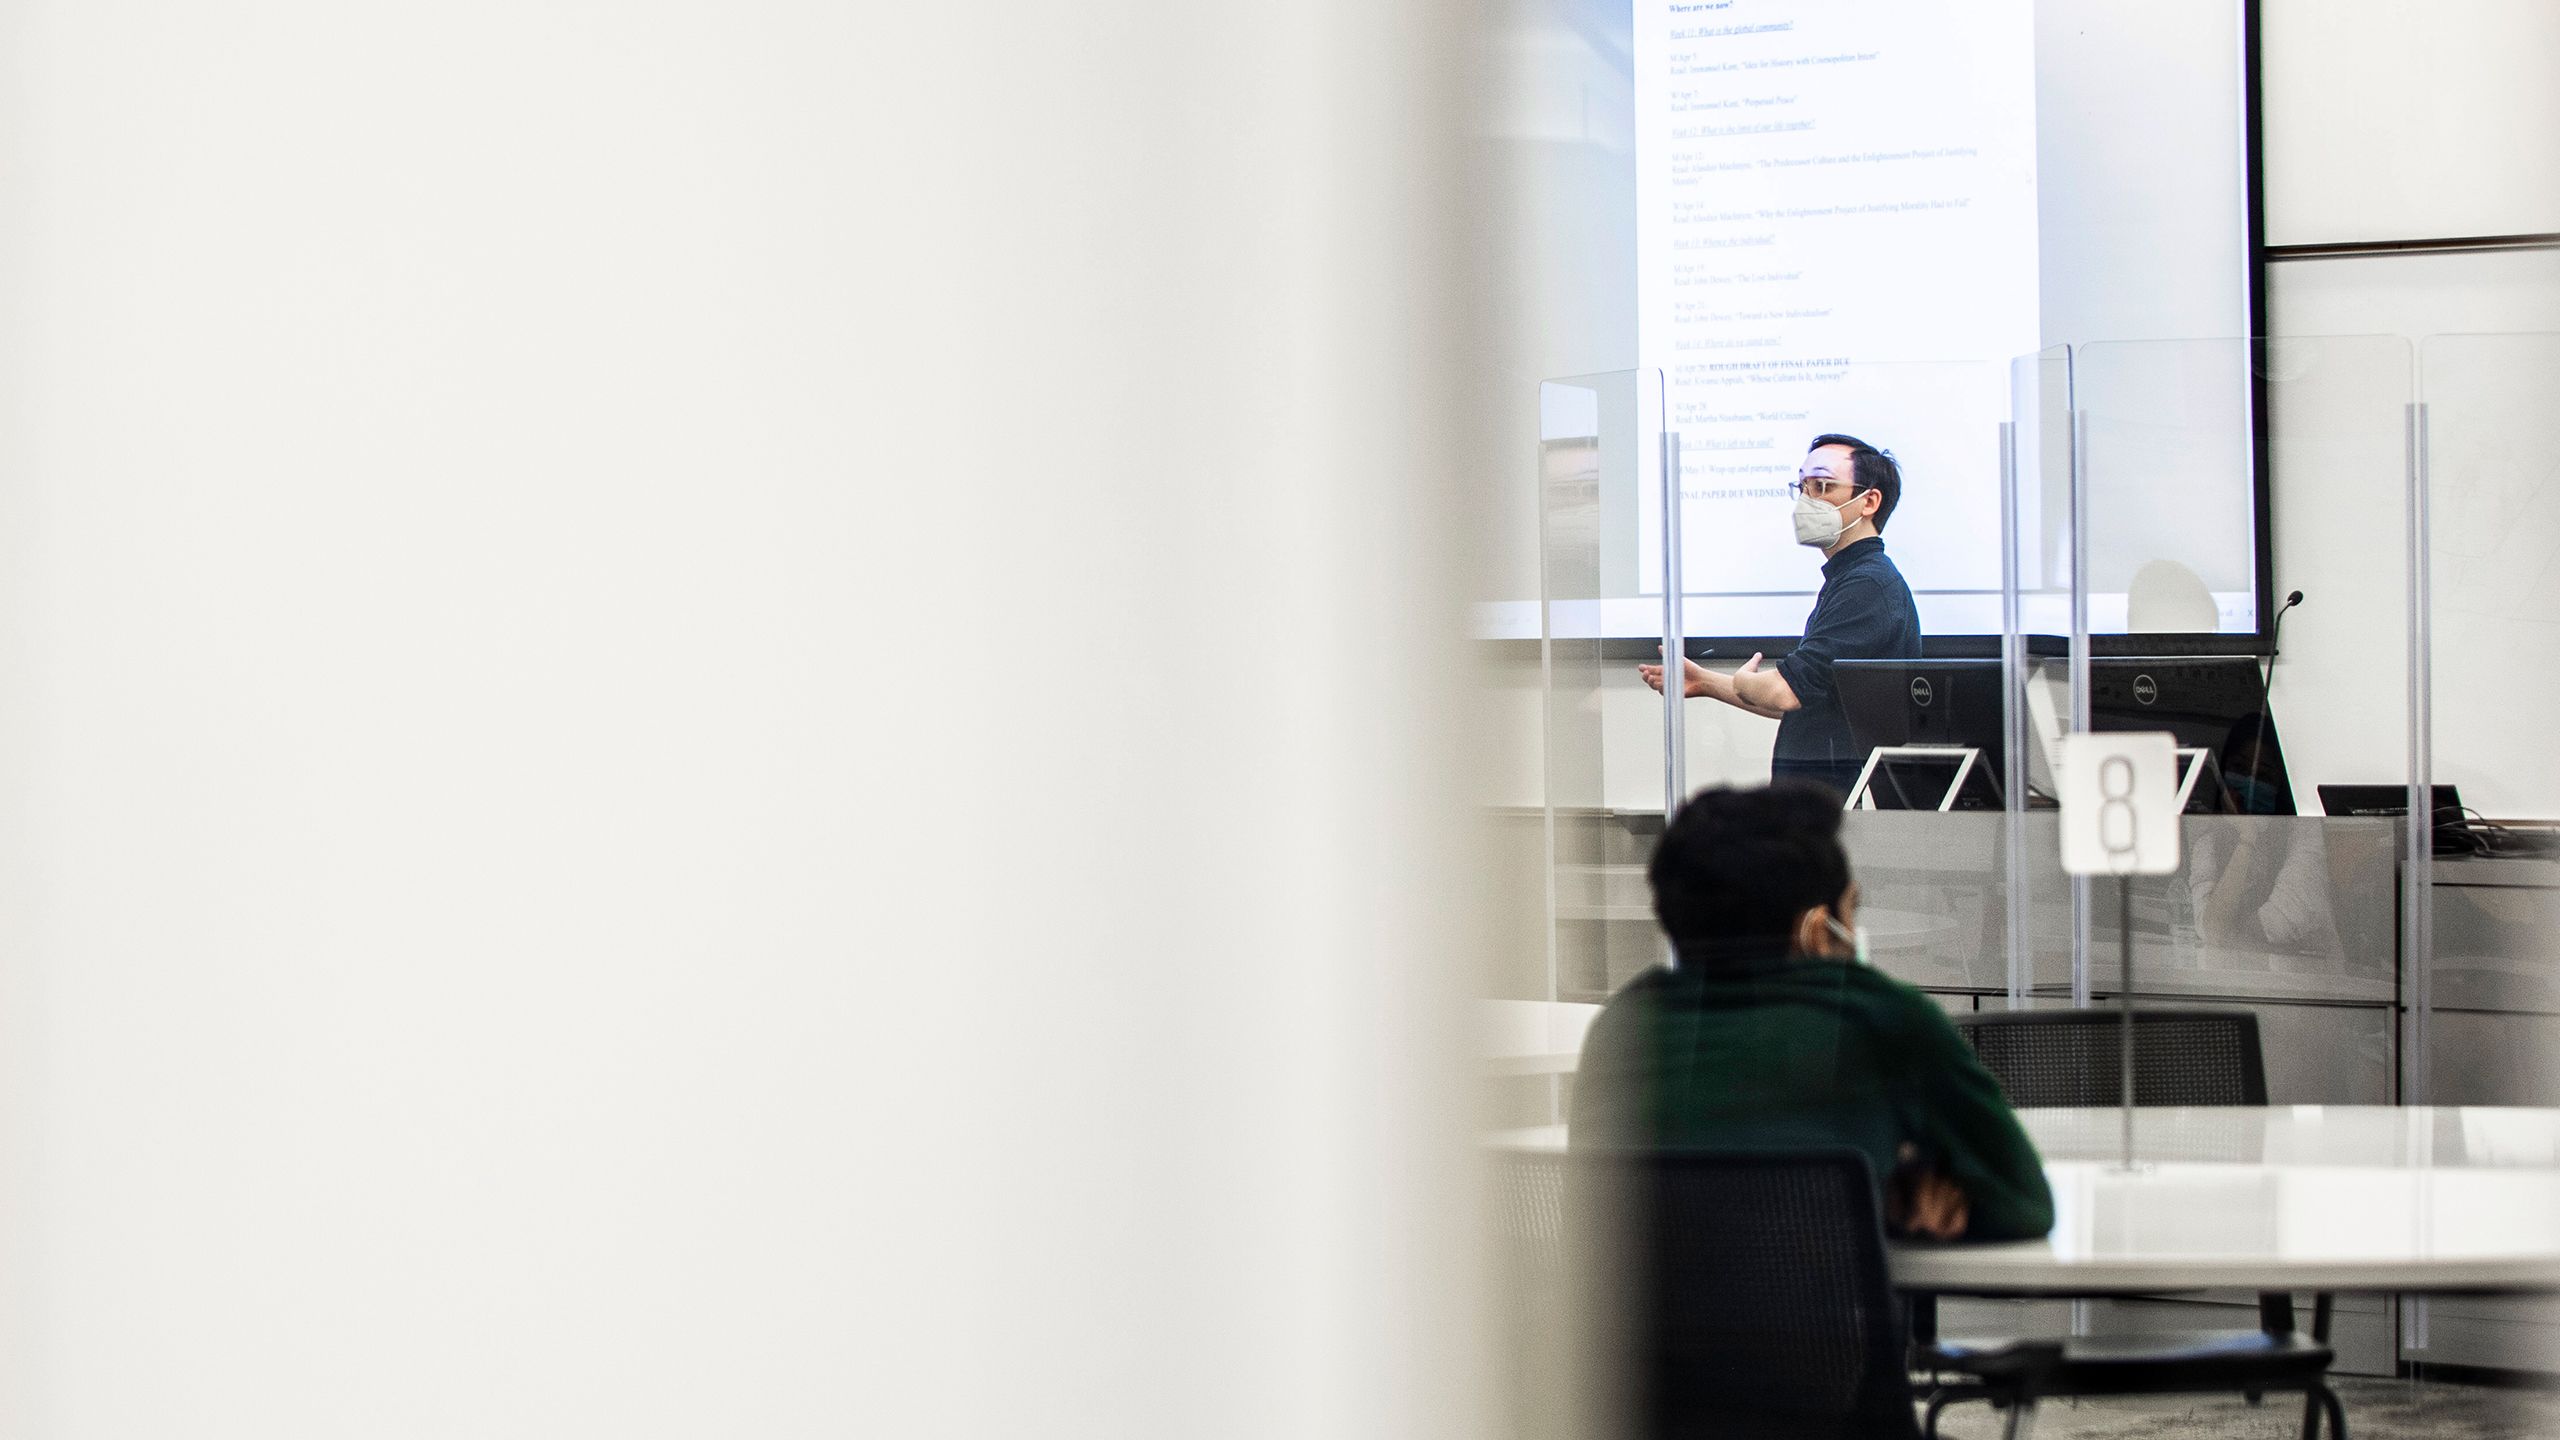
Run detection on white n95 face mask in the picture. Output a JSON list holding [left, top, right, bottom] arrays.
[[1824, 915, 1872, 965], [1793, 492, 1857, 549]]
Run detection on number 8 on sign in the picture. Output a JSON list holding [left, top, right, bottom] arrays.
[[2099, 755, 2138, 862], [2060, 733, 2181, 878]]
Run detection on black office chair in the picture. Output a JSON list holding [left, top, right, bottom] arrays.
[[1924, 1008, 2350, 1440], [1488, 1147, 1568, 1305], [1486, 1149, 1575, 1440], [1956, 1008, 2267, 1107], [1551, 1147, 2054, 1440]]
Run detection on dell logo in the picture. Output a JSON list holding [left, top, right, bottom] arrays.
[[2133, 674, 2159, 706], [1910, 676, 1934, 707]]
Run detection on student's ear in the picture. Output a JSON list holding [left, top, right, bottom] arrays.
[[1791, 905, 1830, 957]]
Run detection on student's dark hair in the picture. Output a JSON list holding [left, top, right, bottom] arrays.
[[1649, 781, 1853, 957], [1807, 433, 1901, 531]]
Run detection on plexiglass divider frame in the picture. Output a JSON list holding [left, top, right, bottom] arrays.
[[2005, 336, 2421, 1102], [1536, 370, 1678, 1003], [2003, 346, 2075, 1009]]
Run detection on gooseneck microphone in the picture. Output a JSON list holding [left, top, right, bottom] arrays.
[[2240, 590, 2304, 812]]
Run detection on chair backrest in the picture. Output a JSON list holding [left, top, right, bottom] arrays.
[[1955, 1008, 2268, 1107], [1486, 1148, 1576, 1440], [1567, 1148, 1919, 1440], [1488, 1147, 1569, 1331]]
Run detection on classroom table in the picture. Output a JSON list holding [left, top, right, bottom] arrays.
[[1487, 1105, 2560, 1294]]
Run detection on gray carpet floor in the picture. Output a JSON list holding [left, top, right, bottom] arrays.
[[1931, 1377, 2560, 1439]]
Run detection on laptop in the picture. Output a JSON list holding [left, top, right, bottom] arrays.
[[2317, 784, 2560, 858], [2315, 784, 2463, 820]]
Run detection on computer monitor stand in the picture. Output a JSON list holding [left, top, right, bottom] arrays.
[[1846, 746, 1988, 812], [2174, 749, 2212, 811], [1848, 743, 2209, 814]]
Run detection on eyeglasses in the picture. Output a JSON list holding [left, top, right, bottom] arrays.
[[1794, 472, 1866, 500]]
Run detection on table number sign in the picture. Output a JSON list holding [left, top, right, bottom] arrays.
[[2059, 732, 2182, 878]]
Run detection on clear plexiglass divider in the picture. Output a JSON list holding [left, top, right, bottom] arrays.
[[1694, 357, 2028, 1000], [2006, 335, 2419, 1119], [1537, 357, 2021, 1003], [2415, 334, 2560, 1108], [2409, 332, 2560, 1371], [1537, 371, 1675, 1002], [1999, 346, 2075, 1009], [1531, 355, 2078, 1009]]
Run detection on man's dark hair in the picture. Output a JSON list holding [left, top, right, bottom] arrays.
[[1649, 782, 1852, 957], [1807, 433, 1901, 531]]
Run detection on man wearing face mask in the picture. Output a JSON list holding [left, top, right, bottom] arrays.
[[1571, 783, 2052, 1241], [1640, 434, 1922, 797]]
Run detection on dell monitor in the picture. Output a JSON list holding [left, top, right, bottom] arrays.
[[2083, 657, 2295, 815], [1834, 660, 2014, 811]]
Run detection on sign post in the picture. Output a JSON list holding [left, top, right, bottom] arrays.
[[2058, 731, 2181, 1171]]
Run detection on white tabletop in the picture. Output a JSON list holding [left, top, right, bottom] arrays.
[[1488, 1106, 2560, 1294], [2017, 1104, 2560, 1170]]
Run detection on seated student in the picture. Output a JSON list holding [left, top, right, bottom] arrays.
[[1571, 783, 2053, 1240]]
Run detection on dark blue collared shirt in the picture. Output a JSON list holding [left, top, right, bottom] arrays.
[[1771, 536, 1921, 784]]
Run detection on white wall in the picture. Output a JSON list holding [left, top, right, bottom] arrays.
[[2261, 0, 2560, 245], [0, 4, 1486, 1437]]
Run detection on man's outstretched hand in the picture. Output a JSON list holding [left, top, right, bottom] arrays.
[[1637, 647, 1713, 699]]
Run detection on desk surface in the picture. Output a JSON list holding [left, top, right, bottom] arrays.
[[1489, 1106, 2560, 1294], [2018, 1104, 2560, 1168]]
